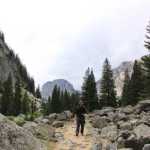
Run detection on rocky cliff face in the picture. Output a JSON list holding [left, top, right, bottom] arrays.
[[97, 61, 134, 97], [0, 33, 18, 84], [0, 32, 32, 88], [42, 79, 75, 99]]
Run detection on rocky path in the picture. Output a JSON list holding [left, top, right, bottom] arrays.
[[50, 119, 100, 150]]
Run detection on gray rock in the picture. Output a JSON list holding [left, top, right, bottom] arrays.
[[117, 130, 137, 149], [135, 100, 150, 113], [118, 122, 133, 130], [91, 143, 102, 150], [41, 118, 50, 124], [47, 113, 57, 124], [118, 148, 133, 150], [91, 116, 111, 129], [93, 107, 115, 116], [0, 114, 46, 150], [55, 132, 64, 141], [121, 106, 134, 114], [114, 112, 128, 122], [134, 124, 150, 140], [101, 125, 118, 141], [52, 121, 64, 128], [106, 143, 117, 150], [143, 144, 150, 150], [64, 110, 72, 120], [23, 121, 55, 141], [57, 112, 67, 121]]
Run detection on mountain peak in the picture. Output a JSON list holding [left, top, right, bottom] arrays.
[[42, 79, 75, 99]]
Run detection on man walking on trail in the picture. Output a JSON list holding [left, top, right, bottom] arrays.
[[74, 100, 87, 136]]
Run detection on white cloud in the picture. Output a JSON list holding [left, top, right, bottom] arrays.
[[0, 0, 149, 89]]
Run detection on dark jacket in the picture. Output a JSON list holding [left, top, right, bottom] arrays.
[[75, 105, 86, 122]]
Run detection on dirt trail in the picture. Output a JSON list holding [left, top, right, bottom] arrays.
[[50, 119, 95, 150]]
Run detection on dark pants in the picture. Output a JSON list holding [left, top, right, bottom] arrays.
[[76, 117, 85, 136]]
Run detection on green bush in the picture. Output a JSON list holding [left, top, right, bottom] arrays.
[[13, 116, 26, 126], [25, 111, 42, 121]]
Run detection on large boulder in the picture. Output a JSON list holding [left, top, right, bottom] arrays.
[[135, 100, 150, 113], [120, 106, 134, 115], [91, 116, 111, 129], [143, 144, 150, 150], [134, 124, 150, 141], [47, 113, 57, 123], [63, 110, 72, 120], [57, 112, 67, 121], [23, 121, 55, 141], [117, 124, 150, 150], [93, 107, 115, 116], [117, 130, 138, 149], [118, 121, 133, 131], [114, 112, 128, 122], [106, 143, 117, 150], [0, 114, 46, 150], [101, 125, 118, 141], [91, 143, 102, 150], [52, 121, 64, 128]]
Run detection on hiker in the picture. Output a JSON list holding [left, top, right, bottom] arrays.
[[74, 100, 87, 136]]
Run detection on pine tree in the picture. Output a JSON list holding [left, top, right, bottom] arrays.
[[35, 86, 41, 98], [47, 96, 51, 114], [22, 92, 30, 114], [100, 58, 117, 107], [1, 74, 14, 115], [41, 100, 48, 115], [141, 20, 150, 98], [50, 85, 61, 113], [144, 21, 150, 51], [128, 60, 144, 105], [88, 69, 98, 111], [121, 69, 130, 106], [60, 91, 64, 111], [29, 78, 35, 95], [13, 78, 22, 115], [63, 89, 71, 110], [81, 68, 98, 111], [81, 68, 90, 109], [70, 92, 80, 112]]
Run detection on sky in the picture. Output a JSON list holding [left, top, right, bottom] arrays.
[[0, 0, 149, 90]]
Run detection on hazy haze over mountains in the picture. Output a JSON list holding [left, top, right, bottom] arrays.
[[0, 0, 149, 90]]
